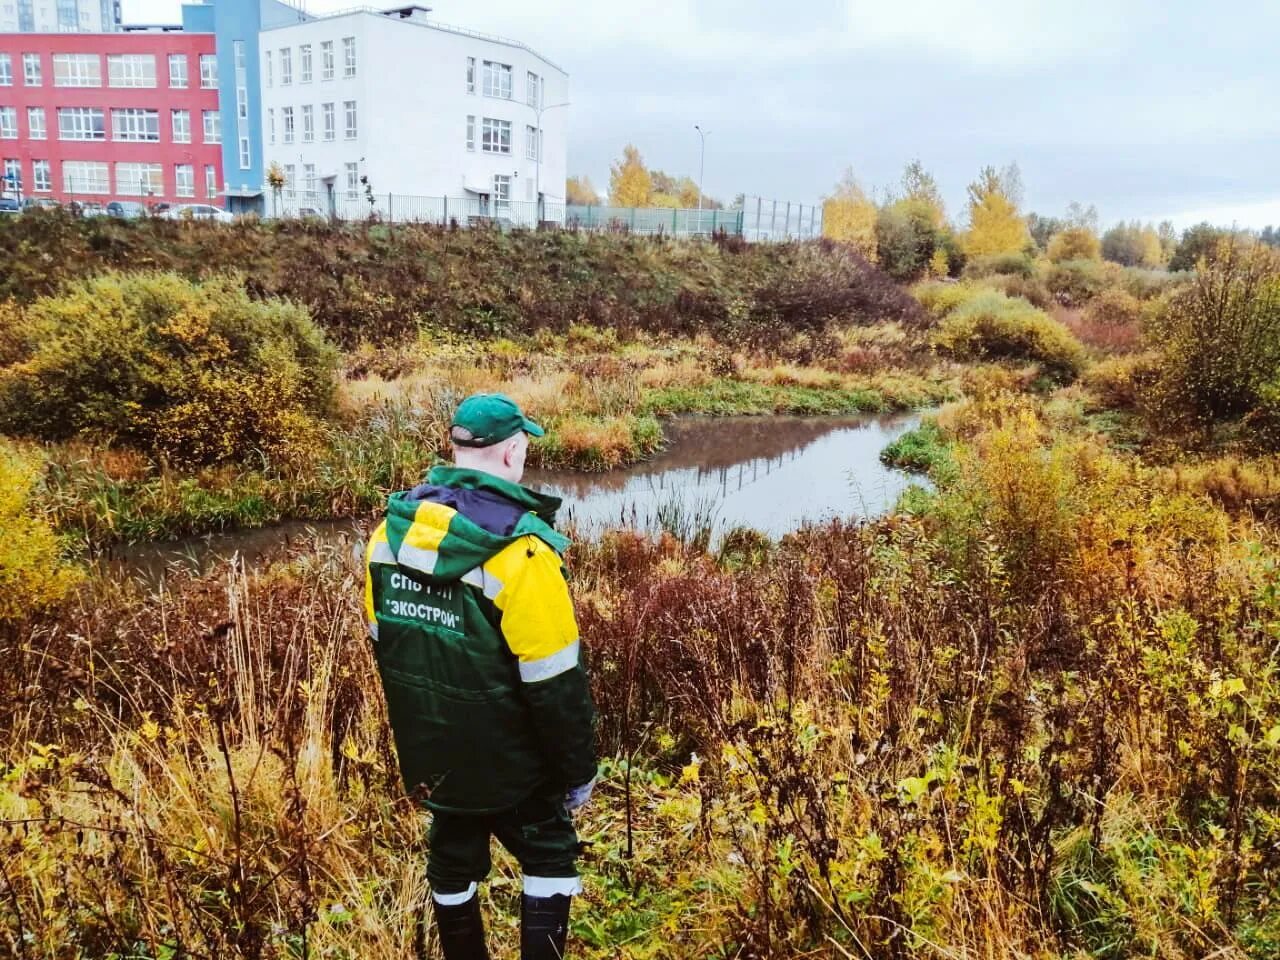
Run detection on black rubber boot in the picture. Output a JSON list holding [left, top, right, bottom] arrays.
[[433, 893, 490, 960], [521, 894, 571, 959]]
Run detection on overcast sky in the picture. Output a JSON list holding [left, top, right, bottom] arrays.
[[122, 0, 1280, 229]]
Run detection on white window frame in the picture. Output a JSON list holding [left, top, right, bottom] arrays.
[[236, 86, 248, 121], [0, 55, 11, 87], [299, 43, 312, 83], [303, 162, 315, 196], [107, 54, 157, 89], [345, 161, 358, 199], [466, 56, 475, 94], [57, 107, 105, 141], [342, 37, 356, 77], [465, 114, 474, 152], [482, 60, 511, 99], [321, 101, 334, 141], [343, 99, 357, 139], [0, 108, 16, 140], [281, 106, 294, 144], [233, 40, 245, 72], [168, 53, 188, 88], [115, 162, 163, 197], [481, 117, 511, 154], [111, 108, 160, 142], [493, 173, 511, 209], [62, 160, 109, 194], [199, 54, 217, 89], [172, 108, 191, 143], [203, 109, 220, 144], [238, 136, 250, 170], [32, 158, 51, 192], [264, 49, 272, 87], [26, 107, 45, 140], [283, 162, 295, 197], [53, 53, 101, 88], [525, 124, 540, 161], [301, 104, 313, 142], [320, 40, 334, 81], [3, 159, 19, 193], [205, 163, 217, 199], [526, 70, 541, 108], [267, 107, 275, 144], [175, 163, 194, 198], [23, 53, 41, 87], [279, 46, 292, 85]]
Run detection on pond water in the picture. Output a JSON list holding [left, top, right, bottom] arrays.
[[112, 411, 929, 580], [526, 411, 929, 541]]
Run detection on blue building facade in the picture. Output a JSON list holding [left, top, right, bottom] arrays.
[[181, 0, 309, 213]]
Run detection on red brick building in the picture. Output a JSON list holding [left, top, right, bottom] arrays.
[[0, 31, 223, 206]]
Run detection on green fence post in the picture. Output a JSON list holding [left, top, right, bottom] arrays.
[[672, 207, 678, 235], [630, 206, 636, 231]]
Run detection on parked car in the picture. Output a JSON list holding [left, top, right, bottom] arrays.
[[106, 200, 148, 219], [67, 200, 107, 217], [0, 197, 19, 214], [162, 203, 234, 223], [295, 206, 325, 220], [21, 197, 59, 211], [149, 201, 172, 217]]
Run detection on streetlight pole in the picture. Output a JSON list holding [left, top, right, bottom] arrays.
[[533, 99, 569, 225], [694, 124, 709, 212]]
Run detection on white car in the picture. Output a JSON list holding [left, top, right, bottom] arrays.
[[162, 203, 235, 223]]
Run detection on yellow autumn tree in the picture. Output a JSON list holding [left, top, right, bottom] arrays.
[[1047, 226, 1101, 262], [964, 164, 1030, 257], [566, 175, 600, 206], [821, 169, 878, 260], [900, 159, 947, 228], [608, 145, 653, 207]]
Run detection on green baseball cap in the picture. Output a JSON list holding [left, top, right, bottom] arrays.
[[450, 393, 545, 447]]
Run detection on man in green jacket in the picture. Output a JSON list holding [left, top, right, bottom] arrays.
[[364, 393, 597, 959]]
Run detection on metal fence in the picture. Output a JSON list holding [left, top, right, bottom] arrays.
[[266, 189, 565, 228], [564, 204, 744, 237], [740, 195, 823, 242]]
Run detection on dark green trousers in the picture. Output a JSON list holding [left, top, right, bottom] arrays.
[[428, 790, 580, 895]]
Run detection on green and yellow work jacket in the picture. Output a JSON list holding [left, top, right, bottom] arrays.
[[364, 466, 597, 814]]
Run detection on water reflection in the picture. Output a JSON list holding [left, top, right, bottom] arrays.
[[526, 412, 928, 540]]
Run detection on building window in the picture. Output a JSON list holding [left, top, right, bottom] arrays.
[[0, 108, 17, 140], [168, 53, 187, 88], [203, 109, 220, 143], [3, 159, 18, 194], [267, 107, 275, 144], [115, 162, 162, 196], [205, 164, 217, 199], [264, 49, 272, 87], [236, 86, 248, 121], [23, 53, 41, 86], [299, 44, 311, 83], [175, 163, 194, 197], [525, 124, 540, 161], [320, 40, 333, 80], [493, 174, 511, 210], [32, 159, 50, 192], [321, 102, 334, 141], [283, 162, 294, 197], [526, 70, 541, 108], [303, 162, 315, 196], [342, 37, 356, 77], [281, 106, 294, 144], [466, 56, 474, 94], [343, 99, 357, 139], [238, 136, 250, 170], [199, 54, 217, 88], [482, 60, 511, 98], [233, 40, 245, 72], [111, 108, 160, 142], [280, 47, 291, 85], [62, 160, 109, 194], [107, 54, 157, 88], [345, 161, 357, 199], [53, 53, 101, 87], [27, 107, 45, 140], [172, 109, 191, 143], [481, 117, 511, 154], [0, 55, 11, 87], [301, 104, 313, 142], [465, 114, 474, 151], [57, 107, 105, 141]]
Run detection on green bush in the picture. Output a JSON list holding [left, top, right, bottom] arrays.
[[1083, 289, 1144, 328], [1046, 258, 1108, 306], [931, 288, 1087, 381], [912, 280, 977, 320], [1145, 240, 1280, 425], [0, 273, 339, 467], [963, 252, 1035, 279]]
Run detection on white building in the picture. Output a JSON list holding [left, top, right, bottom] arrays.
[[258, 5, 568, 225], [0, 0, 119, 32]]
